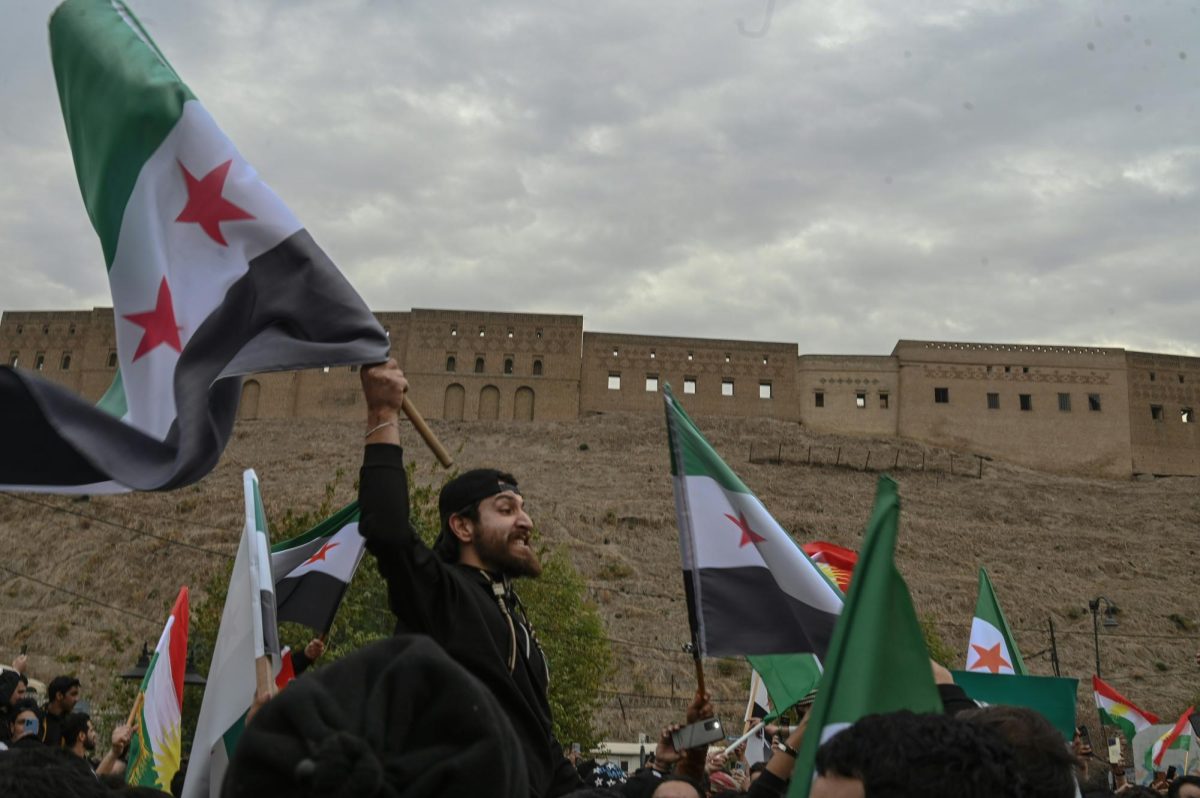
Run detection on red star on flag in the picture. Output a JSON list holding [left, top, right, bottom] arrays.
[[968, 642, 1012, 674], [174, 159, 255, 246], [302, 541, 340, 566], [123, 277, 183, 362], [725, 511, 766, 547]]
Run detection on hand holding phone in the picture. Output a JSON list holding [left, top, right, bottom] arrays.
[[672, 717, 724, 751]]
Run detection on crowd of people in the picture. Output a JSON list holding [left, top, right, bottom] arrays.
[[0, 361, 1194, 798]]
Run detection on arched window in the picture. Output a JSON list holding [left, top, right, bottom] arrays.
[[532, 359, 543, 376], [475, 357, 485, 373], [107, 351, 118, 368], [446, 356, 456, 372]]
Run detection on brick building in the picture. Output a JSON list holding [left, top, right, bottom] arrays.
[[3, 307, 1196, 478]]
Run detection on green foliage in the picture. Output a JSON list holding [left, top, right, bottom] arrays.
[[1168, 613, 1196, 632], [920, 614, 956, 668], [187, 460, 611, 752], [595, 560, 634, 581]]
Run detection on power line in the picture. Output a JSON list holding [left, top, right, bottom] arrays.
[[1, 492, 233, 560], [0, 565, 160, 627]]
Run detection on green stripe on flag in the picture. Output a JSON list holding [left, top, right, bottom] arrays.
[[271, 501, 360, 552], [789, 477, 942, 797], [664, 385, 751, 494], [1100, 708, 1137, 747], [49, 0, 195, 270], [96, 371, 128, 418], [251, 478, 267, 536]]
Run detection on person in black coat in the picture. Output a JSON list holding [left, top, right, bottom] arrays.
[[356, 359, 581, 798]]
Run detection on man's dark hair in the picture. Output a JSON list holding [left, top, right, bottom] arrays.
[[960, 705, 1076, 798], [60, 712, 90, 749], [46, 676, 80, 703], [0, 745, 105, 797], [815, 711, 1024, 798], [433, 468, 520, 562], [1169, 775, 1200, 798], [749, 761, 767, 774]]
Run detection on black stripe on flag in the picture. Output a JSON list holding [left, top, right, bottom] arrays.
[[275, 572, 350, 634], [684, 565, 838, 659]]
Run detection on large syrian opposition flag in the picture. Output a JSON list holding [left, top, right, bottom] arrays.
[[1093, 675, 1159, 747], [788, 478, 943, 798], [965, 567, 1026, 675], [127, 586, 188, 791], [270, 501, 365, 634], [182, 471, 280, 798], [664, 385, 843, 658], [0, 0, 388, 493]]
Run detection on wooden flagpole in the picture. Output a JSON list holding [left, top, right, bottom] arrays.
[[125, 692, 144, 730], [402, 396, 453, 468]]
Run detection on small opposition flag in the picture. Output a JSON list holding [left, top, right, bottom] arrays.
[[663, 385, 843, 658], [270, 502, 365, 634], [743, 671, 774, 766], [127, 586, 189, 791], [788, 477, 943, 798], [1093, 675, 1159, 748], [1, 0, 388, 493], [965, 567, 1026, 675], [182, 471, 280, 798], [801, 542, 857, 592], [952, 671, 1079, 739]]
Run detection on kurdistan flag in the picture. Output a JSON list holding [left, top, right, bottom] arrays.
[[789, 477, 943, 798], [271, 502, 366, 634], [1093, 675, 1159, 747], [0, 0, 388, 493], [127, 586, 189, 790], [182, 471, 280, 798], [663, 385, 843, 659], [1152, 707, 1195, 767], [965, 567, 1025, 675]]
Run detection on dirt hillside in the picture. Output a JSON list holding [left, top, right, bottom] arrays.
[[2, 411, 1198, 741]]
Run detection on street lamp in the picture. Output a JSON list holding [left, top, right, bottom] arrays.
[[119, 642, 206, 686], [1088, 597, 1119, 678]]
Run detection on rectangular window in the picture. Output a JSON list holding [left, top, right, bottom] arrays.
[[683, 377, 697, 394], [1183, 408, 1195, 424], [759, 381, 772, 400], [608, 372, 621, 390], [814, 391, 825, 408], [450, 324, 457, 336], [721, 378, 734, 397], [1019, 394, 1032, 411], [322, 366, 330, 374], [1088, 394, 1102, 412], [987, 392, 999, 410], [34, 352, 45, 371], [1151, 404, 1164, 421], [1057, 393, 1071, 412], [855, 391, 866, 409], [1150, 372, 1157, 382], [535, 327, 543, 339], [934, 387, 949, 404], [107, 350, 118, 368], [879, 392, 890, 409], [506, 327, 514, 338], [645, 375, 659, 392], [478, 326, 486, 337], [649, 350, 656, 360]]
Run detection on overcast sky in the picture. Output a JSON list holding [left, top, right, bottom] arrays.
[[2, 0, 1197, 355]]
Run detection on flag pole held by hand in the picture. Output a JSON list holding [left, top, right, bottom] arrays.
[[125, 692, 144, 730], [401, 395, 453, 469]]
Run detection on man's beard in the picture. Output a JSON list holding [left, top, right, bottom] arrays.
[[475, 527, 543, 578]]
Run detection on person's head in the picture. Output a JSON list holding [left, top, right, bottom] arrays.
[[0, 669, 24, 707], [10, 698, 44, 743], [0, 745, 107, 798], [651, 777, 703, 798], [60, 713, 95, 755], [1169, 775, 1200, 798], [959, 705, 1076, 798], [46, 676, 80, 712], [813, 711, 1023, 798], [748, 761, 767, 784], [435, 469, 542, 578]]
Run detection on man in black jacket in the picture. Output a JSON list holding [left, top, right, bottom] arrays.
[[356, 359, 581, 798]]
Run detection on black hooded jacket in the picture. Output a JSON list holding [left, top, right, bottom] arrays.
[[357, 444, 580, 798]]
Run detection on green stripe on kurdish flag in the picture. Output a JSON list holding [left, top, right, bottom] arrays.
[[965, 567, 1025, 675], [1094, 675, 1160, 747], [1, 0, 387, 494], [789, 477, 942, 798], [664, 386, 843, 659]]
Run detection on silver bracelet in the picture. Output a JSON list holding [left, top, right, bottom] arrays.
[[364, 420, 400, 438]]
